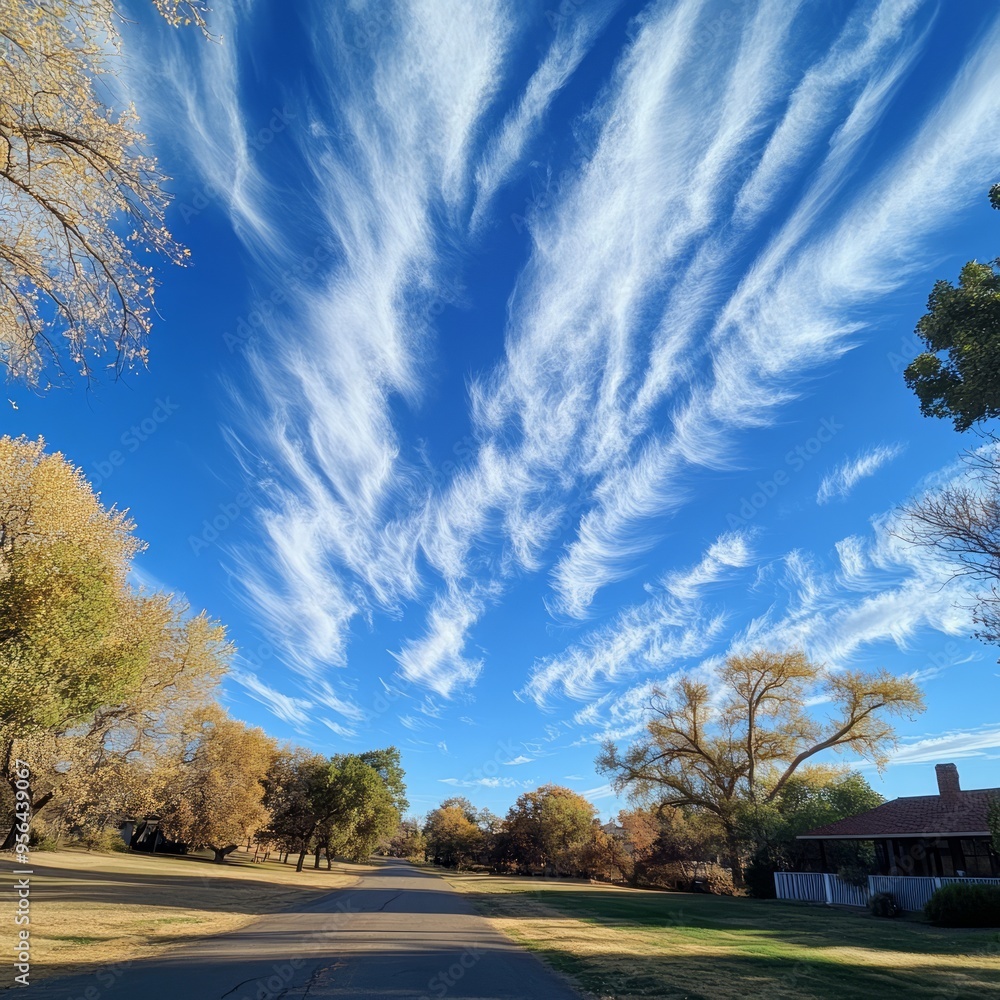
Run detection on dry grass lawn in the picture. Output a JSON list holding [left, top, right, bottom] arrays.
[[0, 846, 365, 983], [443, 871, 1000, 1000]]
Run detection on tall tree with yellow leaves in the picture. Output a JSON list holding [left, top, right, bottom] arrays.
[[157, 706, 276, 862], [0, 435, 232, 847], [597, 650, 924, 881], [0, 1, 209, 385]]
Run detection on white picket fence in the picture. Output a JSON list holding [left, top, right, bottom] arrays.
[[774, 871, 1000, 911]]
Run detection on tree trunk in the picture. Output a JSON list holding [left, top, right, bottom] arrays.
[[295, 848, 307, 872], [725, 828, 744, 887], [325, 849, 331, 870], [1, 743, 21, 850], [314, 844, 321, 869], [211, 845, 237, 863]]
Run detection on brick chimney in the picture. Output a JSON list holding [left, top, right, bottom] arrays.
[[935, 762, 961, 798]]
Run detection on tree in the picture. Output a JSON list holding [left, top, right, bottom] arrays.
[[738, 768, 885, 897], [263, 751, 399, 871], [903, 187, 1000, 431], [501, 785, 597, 876], [597, 650, 923, 881], [358, 747, 409, 815], [3, 600, 230, 845], [262, 748, 327, 865], [325, 755, 398, 863], [1, 435, 146, 843], [0, 436, 233, 848], [386, 819, 427, 861], [0, 1, 210, 385], [157, 707, 275, 862], [424, 799, 485, 870], [989, 796, 1000, 856], [897, 446, 1000, 647], [0, 436, 145, 730]]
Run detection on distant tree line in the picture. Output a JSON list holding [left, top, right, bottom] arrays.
[[393, 766, 886, 897], [388, 647, 921, 896], [0, 436, 402, 865]]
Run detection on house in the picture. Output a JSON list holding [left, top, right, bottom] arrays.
[[797, 763, 999, 878]]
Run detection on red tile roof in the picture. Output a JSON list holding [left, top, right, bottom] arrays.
[[798, 786, 1000, 839]]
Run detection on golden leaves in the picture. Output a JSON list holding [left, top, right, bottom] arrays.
[[0, 1, 202, 386]]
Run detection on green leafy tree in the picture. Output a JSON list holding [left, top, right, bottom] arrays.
[[358, 747, 409, 814], [264, 751, 400, 871], [324, 754, 399, 864], [739, 768, 885, 897], [988, 796, 1000, 856], [903, 186, 1000, 431]]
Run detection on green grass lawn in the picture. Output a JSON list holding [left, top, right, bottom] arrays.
[[444, 872, 1000, 1000]]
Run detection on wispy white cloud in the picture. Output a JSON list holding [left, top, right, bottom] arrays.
[[440, 776, 533, 789], [391, 585, 489, 697], [582, 782, 617, 800], [140, 1, 1000, 716], [548, 3, 999, 617], [525, 532, 753, 706], [230, 668, 313, 729], [471, 1, 623, 229], [817, 443, 906, 503], [567, 451, 987, 742], [164, 1, 518, 688], [888, 725, 1000, 765]]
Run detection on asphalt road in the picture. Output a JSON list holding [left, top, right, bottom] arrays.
[[25, 859, 582, 1000]]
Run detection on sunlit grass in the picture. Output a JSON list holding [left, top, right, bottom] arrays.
[[445, 871, 1000, 1000]]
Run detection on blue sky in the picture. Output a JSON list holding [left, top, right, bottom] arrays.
[[7, 0, 1000, 818]]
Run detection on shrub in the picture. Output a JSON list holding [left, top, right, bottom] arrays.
[[78, 827, 128, 853], [644, 861, 734, 895], [925, 883, 1000, 927], [869, 891, 898, 918]]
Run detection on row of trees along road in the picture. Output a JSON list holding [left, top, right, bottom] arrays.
[[0, 435, 404, 864], [403, 768, 888, 896]]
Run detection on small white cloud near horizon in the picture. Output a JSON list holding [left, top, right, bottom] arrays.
[[817, 443, 906, 504]]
